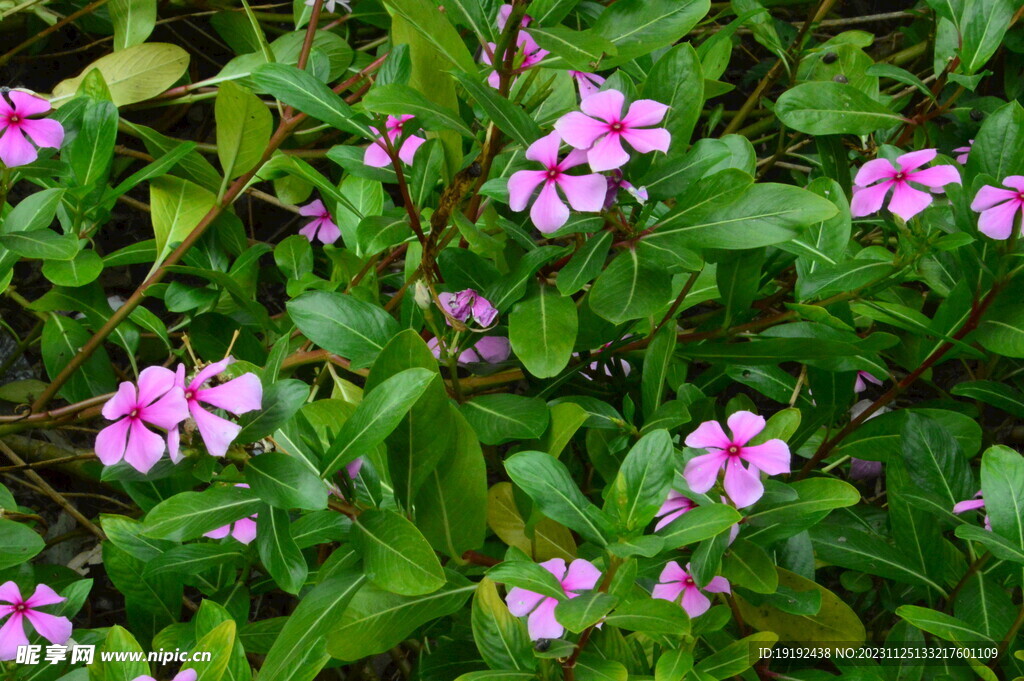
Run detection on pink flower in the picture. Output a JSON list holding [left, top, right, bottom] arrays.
[[205, 484, 258, 544], [604, 169, 648, 209], [555, 89, 671, 172], [849, 149, 961, 221], [953, 491, 990, 531], [683, 411, 791, 508], [508, 131, 607, 233], [970, 176, 1024, 240], [954, 140, 972, 165], [497, 3, 531, 29], [505, 558, 601, 640], [133, 670, 197, 681], [363, 115, 425, 167], [0, 90, 64, 168], [168, 358, 263, 460], [569, 71, 605, 100], [0, 582, 72, 661], [428, 336, 512, 363], [95, 367, 189, 474], [438, 289, 499, 327], [303, 0, 350, 14], [652, 561, 730, 619], [482, 33, 548, 89], [854, 371, 883, 393], [298, 199, 340, 245], [653, 490, 696, 531]]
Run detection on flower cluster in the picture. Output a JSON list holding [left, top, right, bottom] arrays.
[[364, 115, 425, 168], [96, 359, 262, 473], [299, 198, 341, 245], [509, 90, 670, 232], [653, 561, 730, 619], [0, 89, 64, 168], [0, 582, 73, 661], [970, 176, 1024, 240], [850, 149, 961, 221]]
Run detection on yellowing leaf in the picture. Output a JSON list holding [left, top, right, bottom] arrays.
[[486, 482, 575, 561], [149, 176, 217, 270], [51, 43, 189, 107]]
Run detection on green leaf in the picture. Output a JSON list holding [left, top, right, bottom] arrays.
[[900, 412, 973, 509], [981, 445, 1024, 554], [361, 84, 474, 138], [216, 81, 273, 180], [975, 303, 1024, 358], [895, 605, 994, 643], [652, 182, 839, 250], [957, 0, 1015, 74], [142, 544, 245, 578], [452, 70, 541, 149], [487, 560, 566, 601], [722, 539, 778, 594], [529, 26, 616, 71], [557, 231, 612, 296], [0, 188, 65, 236], [460, 394, 550, 445], [251, 63, 368, 136], [592, 0, 710, 67], [245, 452, 328, 510], [969, 101, 1024, 181], [274, 234, 314, 280], [110, 0, 156, 49], [258, 572, 367, 681], [604, 598, 690, 635], [0, 230, 80, 260], [656, 650, 694, 681], [354, 508, 446, 596], [51, 43, 190, 107], [609, 429, 674, 532], [642, 42, 703, 148], [657, 503, 742, 549], [0, 518, 45, 570], [951, 380, 1024, 418], [554, 591, 618, 633], [257, 505, 308, 594], [471, 578, 534, 671], [42, 250, 104, 287], [383, 0, 478, 73], [589, 247, 672, 324], [327, 570, 474, 660], [744, 478, 860, 544], [235, 379, 308, 443], [320, 367, 435, 476], [505, 450, 614, 546], [69, 98, 118, 188], [92, 626, 148, 681], [509, 287, 578, 378], [775, 82, 905, 135], [142, 485, 262, 541], [694, 632, 778, 679], [287, 290, 400, 369], [41, 314, 116, 403], [150, 175, 218, 267]]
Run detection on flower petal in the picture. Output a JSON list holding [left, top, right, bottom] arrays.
[[853, 158, 896, 187], [554, 112, 607, 151], [561, 559, 601, 592], [704, 576, 731, 594], [621, 126, 671, 155], [684, 420, 731, 450], [849, 181, 892, 217], [299, 199, 326, 217], [1003, 175, 1024, 191], [580, 89, 625, 123], [136, 365, 176, 407], [978, 200, 1020, 240], [204, 525, 231, 539], [652, 581, 685, 603], [740, 439, 790, 476], [508, 170, 547, 211], [464, 336, 511, 363], [909, 164, 960, 189], [539, 558, 568, 582], [23, 610, 72, 646], [654, 508, 687, 532], [585, 133, 630, 172], [95, 418, 131, 466], [525, 131, 563, 167], [8, 91, 52, 117], [363, 141, 391, 168], [682, 451, 728, 494], [896, 148, 937, 172], [526, 597, 563, 640], [231, 517, 258, 544], [21, 118, 63, 150], [506, 588, 545, 616], [722, 458, 764, 508], [658, 560, 688, 584], [141, 388, 189, 430], [398, 135, 425, 165], [0, 128, 38, 167], [623, 99, 669, 127], [888, 182, 933, 221], [726, 410, 765, 446], [198, 373, 263, 415], [191, 357, 234, 390], [530, 182, 570, 233], [124, 420, 166, 473], [953, 498, 986, 514], [971, 186, 1018, 212], [298, 223, 320, 242], [174, 669, 199, 681], [0, 612, 28, 661], [102, 381, 137, 420], [317, 220, 341, 245], [680, 585, 712, 618], [191, 405, 242, 457], [167, 427, 182, 463], [0, 582, 22, 605], [557, 173, 608, 212], [24, 585, 64, 608]]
